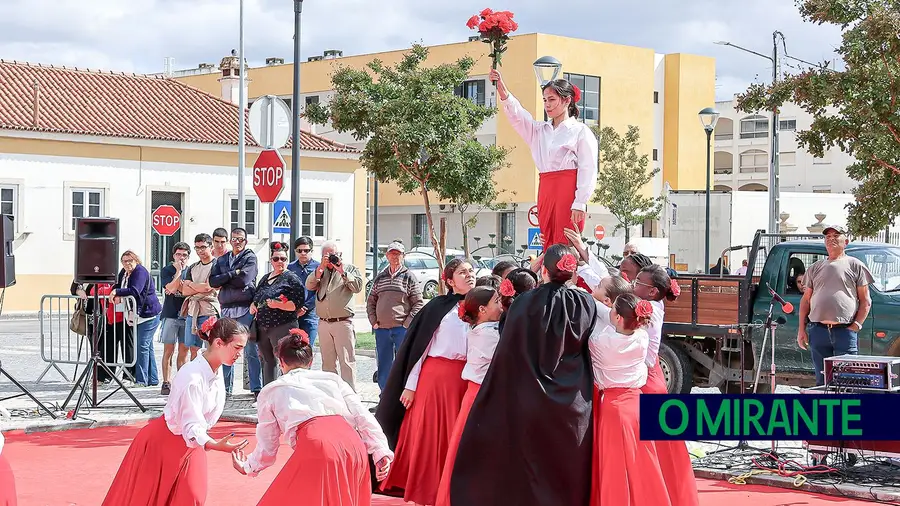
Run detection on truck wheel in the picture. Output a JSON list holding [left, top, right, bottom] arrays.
[[658, 339, 693, 394]]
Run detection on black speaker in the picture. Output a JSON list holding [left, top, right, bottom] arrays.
[[0, 215, 16, 288], [75, 218, 119, 284]]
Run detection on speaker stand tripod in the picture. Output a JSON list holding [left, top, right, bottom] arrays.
[[61, 291, 146, 420], [703, 324, 755, 457]]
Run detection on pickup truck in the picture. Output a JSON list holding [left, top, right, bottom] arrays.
[[658, 230, 900, 393]]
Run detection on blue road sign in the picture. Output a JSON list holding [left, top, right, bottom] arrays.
[[527, 227, 543, 251], [273, 200, 291, 234]]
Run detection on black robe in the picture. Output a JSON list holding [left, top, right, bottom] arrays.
[[375, 293, 465, 448], [449, 283, 597, 506]]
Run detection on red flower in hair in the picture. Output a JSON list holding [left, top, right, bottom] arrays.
[[635, 300, 653, 318], [289, 327, 310, 346], [572, 84, 581, 103], [200, 316, 218, 335], [499, 278, 516, 297], [669, 279, 681, 297], [457, 303, 467, 320], [273, 243, 282, 250], [278, 294, 288, 303], [556, 253, 577, 273]]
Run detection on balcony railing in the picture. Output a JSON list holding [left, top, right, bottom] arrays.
[[714, 168, 733, 175], [714, 133, 734, 141], [739, 166, 768, 174]]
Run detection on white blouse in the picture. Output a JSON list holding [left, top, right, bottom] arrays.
[[243, 368, 392, 476], [405, 303, 468, 391], [646, 300, 665, 368], [577, 250, 611, 292], [163, 354, 226, 448], [461, 322, 501, 385], [501, 92, 599, 212], [589, 302, 649, 390], [0, 431, 4, 455]]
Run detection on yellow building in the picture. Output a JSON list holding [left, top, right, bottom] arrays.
[[175, 33, 715, 256]]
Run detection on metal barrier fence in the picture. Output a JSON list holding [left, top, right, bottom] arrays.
[[38, 294, 138, 383]]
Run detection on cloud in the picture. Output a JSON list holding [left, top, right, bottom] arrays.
[[0, 0, 843, 101]]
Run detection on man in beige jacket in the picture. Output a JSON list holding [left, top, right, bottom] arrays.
[[306, 240, 364, 390]]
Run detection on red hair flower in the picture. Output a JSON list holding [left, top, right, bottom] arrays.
[[278, 294, 288, 303], [635, 300, 653, 318], [457, 303, 467, 321], [556, 253, 577, 273], [200, 316, 218, 335], [499, 278, 516, 297], [669, 279, 681, 297], [289, 327, 310, 346], [273, 243, 282, 250], [572, 84, 581, 103]]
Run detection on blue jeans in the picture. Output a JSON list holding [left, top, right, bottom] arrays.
[[299, 316, 319, 348], [808, 322, 859, 386], [223, 312, 262, 394], [135, 315, 161, 386], [375, 326, 407, 390]]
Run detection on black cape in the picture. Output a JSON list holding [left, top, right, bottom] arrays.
[[375, 293, 465, 448], [449, 283, 597, 506]]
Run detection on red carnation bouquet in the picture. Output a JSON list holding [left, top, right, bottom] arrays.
[[466, 8, 518, 80]]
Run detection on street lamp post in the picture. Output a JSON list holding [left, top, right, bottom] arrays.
[[699, 107, 721, 274], [237, 0, 246, 229], [533, 56, 562, 87], [715, 31, 784, 234], [289, 0, 304, 257]]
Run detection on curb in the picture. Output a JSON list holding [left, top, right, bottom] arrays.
[[693, 467, 900, 503], [356, 349, 375, 358], [8, 412, 161, 435]]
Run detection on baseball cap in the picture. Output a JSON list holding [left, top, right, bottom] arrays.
[[386, 241, 405, 253], [823, 224, 848, 235]]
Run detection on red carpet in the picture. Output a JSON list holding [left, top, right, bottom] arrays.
[[0, 421, 882, 505]]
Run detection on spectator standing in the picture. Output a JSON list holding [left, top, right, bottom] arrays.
[[210, 227, 262, 398], [798, 225, 873, 386], [287, 236, 320, 347], [177, 233, 220, 368], [366, 241, 424, 391], [111, 250, 162, 387], [159, 242, 190, 395], [306, 241, 364, 391], [735, 259, 749, 276], [212, 228, 230, 259]]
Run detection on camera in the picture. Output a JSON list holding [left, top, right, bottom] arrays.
[[328, 253, 341, 266]]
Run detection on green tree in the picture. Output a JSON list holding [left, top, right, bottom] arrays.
[[435, 139, 510, 257], [591, 125, 663, 243], [736, 0, 900, 236], [306, 45, 499, 276]]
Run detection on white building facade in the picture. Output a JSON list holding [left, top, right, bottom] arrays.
[[711, 98, 857, 194]]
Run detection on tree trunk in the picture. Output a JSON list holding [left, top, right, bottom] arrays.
[[460, 208, 471, 259], [419, 182, 446, 290], [624, 224, 631, 244]]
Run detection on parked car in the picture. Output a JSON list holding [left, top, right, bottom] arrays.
[[366, 250, 490, 298]]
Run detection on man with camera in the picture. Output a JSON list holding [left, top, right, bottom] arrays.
[[306, 240, 364, 390]]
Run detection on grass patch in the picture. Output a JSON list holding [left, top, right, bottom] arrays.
[[356, 332, 375, 350]]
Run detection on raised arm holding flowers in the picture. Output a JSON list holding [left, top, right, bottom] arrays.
[[466, 8, 518, 82]]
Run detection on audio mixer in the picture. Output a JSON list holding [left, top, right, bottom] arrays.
[[824, 354, 900, 392]]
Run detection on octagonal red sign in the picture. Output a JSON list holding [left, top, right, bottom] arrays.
[[152, 205, 181, 236], [253, 149, 286, 204]]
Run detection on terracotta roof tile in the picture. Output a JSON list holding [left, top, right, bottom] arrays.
[[0, 60, 356, 153]]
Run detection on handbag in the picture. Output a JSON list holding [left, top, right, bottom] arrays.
[[247, 318, 258, 342], [69, 299, 88, 336]]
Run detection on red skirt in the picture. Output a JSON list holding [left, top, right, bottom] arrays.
[[641, 361, 699, 506], [102, 417, 208, 506], [257, 415, 370, 506], [538, 169, 584, 246], [0, 454, 16, 506], [590, 387, 671, 506], [380, 357, 467, 505], [434, 380, 480, 506], [643, 360, 668, 394]]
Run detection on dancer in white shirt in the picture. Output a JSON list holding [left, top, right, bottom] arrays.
[[233, 328, 392, 505], [376, 258, 476, 506], [0, 431, 15, 506], [632, 264, 698, 506], [491, 68, 599, 246], [589, 294, 671, 505], [102, 317, 249, 505], [435, 286, 504, 506]]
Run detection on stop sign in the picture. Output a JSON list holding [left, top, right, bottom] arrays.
[[152, 205, 181, 236], [594, 224, 605, 241], [253, 149, 286, 203]]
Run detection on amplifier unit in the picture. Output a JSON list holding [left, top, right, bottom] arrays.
[[824, 354, 900, 392]]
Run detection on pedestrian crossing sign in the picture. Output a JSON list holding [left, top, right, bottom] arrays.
[[273, 200, 291, 234], [527, 227, 543, 251]]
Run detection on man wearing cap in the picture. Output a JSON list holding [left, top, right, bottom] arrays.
[[366, 241, 424, 391], [798, 225, 873, 386]]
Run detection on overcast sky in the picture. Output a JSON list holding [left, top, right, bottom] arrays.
[[0, 0, 843, 101]]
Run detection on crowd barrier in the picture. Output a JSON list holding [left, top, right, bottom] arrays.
[[37, 294, 138, 383]]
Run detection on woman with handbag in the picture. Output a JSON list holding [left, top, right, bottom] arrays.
[[110, 250, 162, 387], [250, 242, 305, 386]]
